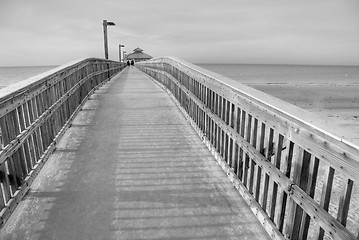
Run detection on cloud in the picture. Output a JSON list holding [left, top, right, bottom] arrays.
[[0, 0, 358, 66]]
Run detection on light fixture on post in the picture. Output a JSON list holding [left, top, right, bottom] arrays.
[[103, 20, 116, 60], [123, 51, 127, 61], [119, 44, 125, 62]]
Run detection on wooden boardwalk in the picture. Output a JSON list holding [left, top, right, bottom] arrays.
[[0, 67, 270, 240]]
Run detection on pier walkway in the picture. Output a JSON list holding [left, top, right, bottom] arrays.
[[0, 67, 271, 239]]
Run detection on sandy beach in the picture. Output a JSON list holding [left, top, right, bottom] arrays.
[[250, 83, 359, 237], [246, 83, 359, 145], [198, 63, 359, 145]]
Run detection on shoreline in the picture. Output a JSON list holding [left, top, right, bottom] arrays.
[[250, 83, 359, 144]]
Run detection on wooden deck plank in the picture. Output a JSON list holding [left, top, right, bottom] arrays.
[[0, 67, 271, 240]]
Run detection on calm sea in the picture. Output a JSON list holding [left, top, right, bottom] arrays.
[[197, 63, 359, 86], [1, 64, 359, 114], [0, 66, 57, 89], [198, 63, 359, 149], [1, 64, 359, 88]]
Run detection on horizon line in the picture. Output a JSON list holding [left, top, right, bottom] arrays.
[[1, 61, 359, 68]]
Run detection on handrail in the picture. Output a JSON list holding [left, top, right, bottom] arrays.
[[137, 57, 359, 240], [0, 58, 126, 227]]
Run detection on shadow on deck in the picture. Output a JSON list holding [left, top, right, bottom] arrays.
[[0, 67, 271, 239]]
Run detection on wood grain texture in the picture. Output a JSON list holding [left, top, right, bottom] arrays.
[[139, 59, 359, 240], [0, 58, 126, 228]]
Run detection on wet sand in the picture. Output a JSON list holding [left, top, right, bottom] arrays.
[[250, 84, 359, 144], [252, 83, 359, 237], [198, 64, 359, 237]]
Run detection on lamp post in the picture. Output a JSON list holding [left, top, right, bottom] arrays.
[[119, 44, 125, 62], [123, 51, 127, 61], [103, 20, 116, 60]]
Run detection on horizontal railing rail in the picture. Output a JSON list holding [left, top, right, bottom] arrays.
[[0, 58, 126, 227], [137, 57, 359, 240]]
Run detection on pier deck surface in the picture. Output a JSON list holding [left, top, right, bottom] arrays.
[[0, 67, 271, 240]]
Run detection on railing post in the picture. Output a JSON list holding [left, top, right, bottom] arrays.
[[137, 57, 359, 240], [0, 58, 123, 228]]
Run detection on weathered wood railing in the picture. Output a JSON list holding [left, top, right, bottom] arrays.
[[137, 57, 359, 240], [0, 58, 126, 227]]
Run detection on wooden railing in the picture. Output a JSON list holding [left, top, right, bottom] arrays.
[[0, 58, 126, 227], [137, 57, 359, 240]]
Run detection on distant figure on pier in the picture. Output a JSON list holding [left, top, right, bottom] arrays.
[[131, 60, 134, 66], [127, 61, 130, 66]]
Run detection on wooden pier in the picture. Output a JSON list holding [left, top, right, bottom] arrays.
[[0, 57, 358, 239]]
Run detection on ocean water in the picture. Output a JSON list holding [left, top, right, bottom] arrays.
[[0, 66, 57, 89], [1, 64, 358, 115], [197, 63, 359, 86], [1, 63, 359, 117], [198, 63, 359, 149], [196, 64, 359, 237], [197, 64, 359, 131], [1, 64, 358, 236], [1, 64, 358, 88]]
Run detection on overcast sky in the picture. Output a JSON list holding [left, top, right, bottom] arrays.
[[1, 0, 359, 66]]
